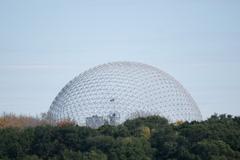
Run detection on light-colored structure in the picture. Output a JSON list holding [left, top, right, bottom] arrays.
[[48, 62, 202, 127]]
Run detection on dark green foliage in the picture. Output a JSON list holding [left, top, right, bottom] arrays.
[[22, 155, 43, 160], [0, 114, 240, 160], [150, 125, 178, 159]]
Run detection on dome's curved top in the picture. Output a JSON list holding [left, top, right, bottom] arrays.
[[49, 61, 202, 126]]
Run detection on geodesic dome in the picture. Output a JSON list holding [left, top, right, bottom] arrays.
[[48, 62, 202, 126]]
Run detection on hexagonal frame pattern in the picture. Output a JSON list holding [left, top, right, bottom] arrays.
[[48, 62, 202, 125]]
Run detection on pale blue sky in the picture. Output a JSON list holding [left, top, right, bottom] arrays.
[[0, 0, 240, 119]]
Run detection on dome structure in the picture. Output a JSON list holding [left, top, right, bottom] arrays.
[[48, 62, 202, 127]]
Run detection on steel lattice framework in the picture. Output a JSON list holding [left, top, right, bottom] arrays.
[[48, 62, 202, 126]]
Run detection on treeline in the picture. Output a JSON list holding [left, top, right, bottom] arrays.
[[0, 114, 240, 160], [0, 113, 52, 128]]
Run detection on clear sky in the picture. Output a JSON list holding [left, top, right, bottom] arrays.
[[0, 0, 240, 119]]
